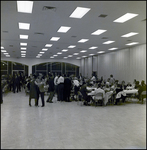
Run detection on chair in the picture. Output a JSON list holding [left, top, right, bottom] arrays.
[[93, 92, 104, 106]]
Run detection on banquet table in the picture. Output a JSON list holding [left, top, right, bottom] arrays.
[[88, 89, 113, 105], [116, 89, 138, 99]]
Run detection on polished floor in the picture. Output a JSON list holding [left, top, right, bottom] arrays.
[[1, 89, 146, 149]]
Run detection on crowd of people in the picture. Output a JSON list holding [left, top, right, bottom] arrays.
[[1, 72, 146, 106]]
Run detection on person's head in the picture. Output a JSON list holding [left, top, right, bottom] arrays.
[[141, 80, 145, 86], [97, 83, 101, 88], [122, 80, 125, 85], [110, 74, 113, 78]]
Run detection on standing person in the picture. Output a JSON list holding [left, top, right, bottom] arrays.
[[54, 73, 58, 95], [109, 74, 115, 86], [72, 77, 80, 101], [36, 74, 46, 107], [12, 73, 16, 93], [15, 74, 20, 93], [64, 74, 72, 102], [29, 74, 38, 107], [57, 73, 64, 101], [46, 73, 54, 103]]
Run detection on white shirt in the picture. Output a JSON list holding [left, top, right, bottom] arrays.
[[57, 76, 64, 84], [54, 76, 58, 85], [91, 76, 96, 81], [73, 79, 79, 87]]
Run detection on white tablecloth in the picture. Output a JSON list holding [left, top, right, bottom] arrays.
[[116, 89, 138, 99], [87, 87, 97, 91]]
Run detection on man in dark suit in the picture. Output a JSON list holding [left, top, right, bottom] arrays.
[[64, 74, 72, 102]]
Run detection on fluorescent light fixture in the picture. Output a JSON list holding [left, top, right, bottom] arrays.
[[42, 48, 48, 51], [57, 26, 71, 33], [64, 57, 68, 59], [73, 53, 79, 55], [6, 55, 10, 57], [69, 7, 91, 18], [18, 22, 30, 30], [89, 46, 98, 49], [21, 51, 26, 53], [17, 1, 33, 13], [108, 48, 118, 50], [82, 56, 87, 58], [113, 13, 138, 23], [36, 56, 40, 58], [21, 55, 25, 57], [20, 35, 28, 39], [38, 54, 42, 56], [4, 53, 9, 55], [40, 52, 45, 54], [121, 32, 139, 37], [89, 54, 94, 56], [103, 41, 115, 44], [78, 39, 89, 43], [57, 52, 62, 54], [20, 43, 27, 46], [45, 44, 52, 47], [68, 45, 76, 48], [1, 50, 7, 52], [21, 53, 26, 55], [1, 46, 4, 49], [50, 56, 54, 58], [53, 55, 58, 57], [76, 57, 81, 59], [68, 55, 73, 57], [21, 47, 27, 50], [126, 42, 139, 46], [80, 50, 87, 53], [62, 49, 68, 52], [91, 29, 107, 35], [50, 37, 60, 41], [97, 51, 105, 53]]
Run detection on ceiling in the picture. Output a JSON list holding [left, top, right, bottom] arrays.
[[1, 1, 146, 60]]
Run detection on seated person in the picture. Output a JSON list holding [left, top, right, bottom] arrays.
[[80, 82, 91, 105], [136, 80, 146, 101], [89, 83, 105, 105], [120, 80, 127, 90], [135, 81, 141, 90], [103, 82, 111, 93]]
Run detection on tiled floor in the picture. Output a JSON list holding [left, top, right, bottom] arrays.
[[1, 89, 146, 149]]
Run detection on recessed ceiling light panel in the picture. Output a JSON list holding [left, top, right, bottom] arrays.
[[57, 26, 71, 33], [19, 22, 30, 30], [91, 29, 107, 35], [126, 42, 139, 45], [17, 1, 33, 13], [69, 7, 91, 19], [89, 46, 98, 49], [103, 41, 115, 44], [78, 39, 89, 43], [50, 37, 60, 41], [68, 45, 76, 48], [121, 32, 139, 37], [20, 35, 28, 39], [113, 13, 138, 23]]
